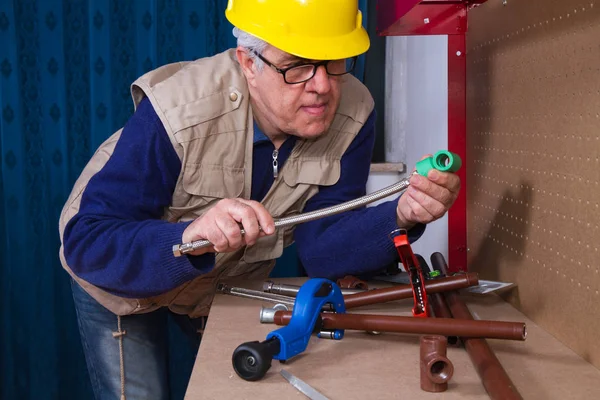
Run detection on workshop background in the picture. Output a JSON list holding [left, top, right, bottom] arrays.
[[0, 0, 384, 399], [3, 0, 600, 398]]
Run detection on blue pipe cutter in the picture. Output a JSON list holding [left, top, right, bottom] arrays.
[[232, 278, 346, 381]]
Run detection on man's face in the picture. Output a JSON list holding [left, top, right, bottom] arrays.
[[241, 45, 343, 140]]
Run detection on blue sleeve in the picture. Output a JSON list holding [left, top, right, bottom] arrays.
[[62, 97, 215, 298], [294, 110, 425, 280]]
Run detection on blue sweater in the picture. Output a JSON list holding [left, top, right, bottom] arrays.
[[63, 97, 425, 298]]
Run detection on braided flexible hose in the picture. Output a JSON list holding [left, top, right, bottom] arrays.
[[172, 177, 411, 256]]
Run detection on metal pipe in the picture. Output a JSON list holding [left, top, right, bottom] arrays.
[[343, 272, 479, 309], [420, 335, 453, 393], [431, 252, 524, 400], [173, 178, 412, 256], [259, 304, 290, 323], [263, 281, 365, 297], [217, 284, 296, 307], [272, 312, 527, 341], [218, 284, 335, 311]]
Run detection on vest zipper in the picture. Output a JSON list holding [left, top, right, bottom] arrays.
[[272, 149, 279, 178]]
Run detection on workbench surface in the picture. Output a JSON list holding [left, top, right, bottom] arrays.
[[185, 278, 600, 399]]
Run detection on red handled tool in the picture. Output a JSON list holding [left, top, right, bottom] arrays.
[[391, 229, 430, 318]]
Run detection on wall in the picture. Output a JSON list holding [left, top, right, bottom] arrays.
[[370, 34, 448, 262], [467, 0, 600, 369]]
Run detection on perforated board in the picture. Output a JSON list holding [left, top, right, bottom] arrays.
[[466, 0, 600, 369]]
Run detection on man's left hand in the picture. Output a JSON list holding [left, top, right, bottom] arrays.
[[396, 164, 461, 229]]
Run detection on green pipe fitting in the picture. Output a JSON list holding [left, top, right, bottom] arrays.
[[415, 151, 462, 177]]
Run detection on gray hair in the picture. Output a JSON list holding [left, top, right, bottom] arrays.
[[232, 27, 268, 71]]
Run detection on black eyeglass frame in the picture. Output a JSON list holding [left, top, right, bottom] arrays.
[[250, 49, 358, 84]]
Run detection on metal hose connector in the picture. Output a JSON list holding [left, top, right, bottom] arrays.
[[217, 283, 297, 307], [173, 177, 411, 256]]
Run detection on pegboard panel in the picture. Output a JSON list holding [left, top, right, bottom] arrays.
[[466, 0, 600, 369]]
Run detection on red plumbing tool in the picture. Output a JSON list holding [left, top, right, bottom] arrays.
[[391, 229, 430, 318]]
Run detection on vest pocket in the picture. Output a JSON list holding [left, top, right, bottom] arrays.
[[181, 163, 244, 198], [167, 163, 245, 219], [243, 228, 284, 264], [282, 159, 341, 187]]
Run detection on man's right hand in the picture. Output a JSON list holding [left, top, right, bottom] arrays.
[[181, 198, 275, 256]]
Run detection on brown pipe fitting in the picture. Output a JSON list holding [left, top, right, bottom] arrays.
[[431, 253, 523, 400], [336, 275, 369, 290], [343, 272, 479, 309], [273, 312, 527, 341], [420, 335, 454, 392]]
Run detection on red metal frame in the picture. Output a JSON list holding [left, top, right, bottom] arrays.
[[447, 34, 467, 273], [376, 0, 482, 272], [377, 2, 467, 36]]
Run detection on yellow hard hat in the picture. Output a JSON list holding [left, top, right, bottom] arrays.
[[225, 0, 370, 61]]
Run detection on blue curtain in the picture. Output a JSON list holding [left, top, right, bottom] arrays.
[[0, 1, 369, 399]]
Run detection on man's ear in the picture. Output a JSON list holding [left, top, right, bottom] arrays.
[[236, 46, 258, 87]]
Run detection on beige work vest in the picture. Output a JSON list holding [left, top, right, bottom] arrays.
[[58, 49, 374, 317]]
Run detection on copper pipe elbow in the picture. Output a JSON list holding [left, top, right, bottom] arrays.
[[420, 335, 454, 392], [336, 275, 369, 290]]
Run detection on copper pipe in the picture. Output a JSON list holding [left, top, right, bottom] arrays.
[[343, 272, 479, 309], [431, 252, 523, 400], [420, 335, 453, 392], [428, 292, 460, 346], [273, 312, 526, 341], [428, 292, 453, 319]]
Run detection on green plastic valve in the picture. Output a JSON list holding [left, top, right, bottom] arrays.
[[415, 150, 462, 177]]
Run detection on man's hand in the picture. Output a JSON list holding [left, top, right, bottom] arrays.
[[181, 199, 275, 256], [396, 156, 461, 229]]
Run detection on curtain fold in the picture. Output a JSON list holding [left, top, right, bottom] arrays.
[[0, 1, 369, 398]]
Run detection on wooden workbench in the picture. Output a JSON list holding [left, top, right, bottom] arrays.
[[185, 278, 600, 399]]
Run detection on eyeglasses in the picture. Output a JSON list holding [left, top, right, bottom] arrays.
[[250, 50, 357, 84]]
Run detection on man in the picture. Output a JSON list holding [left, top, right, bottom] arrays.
[[59, 0, 460, 399]]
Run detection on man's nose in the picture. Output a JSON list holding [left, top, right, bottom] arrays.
[[306, 65, 332, 94]]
